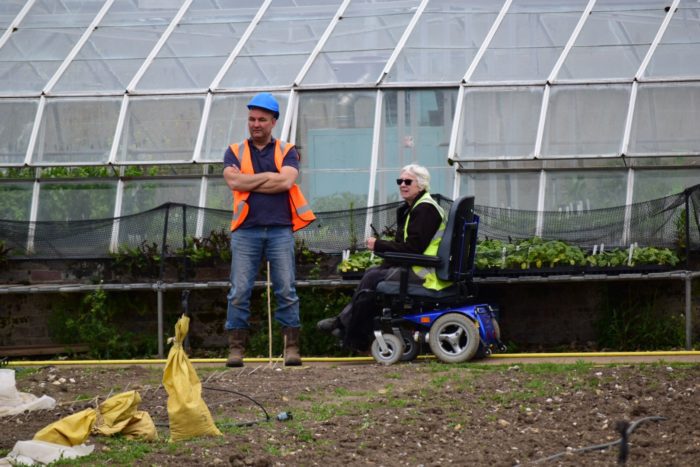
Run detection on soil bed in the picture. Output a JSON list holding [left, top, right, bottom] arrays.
[[2, 361, 699, 466]]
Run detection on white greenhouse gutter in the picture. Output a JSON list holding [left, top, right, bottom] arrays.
[[635, 0, 680, 80], [365, 90, 384, 239], [376, 0, 429, 85], [292, 0, 351, 86], [43, 0, 115, 94], [209, 0, 271, 92], [462, 0, 512, 83], [0, 0, 35, 51], [548, 0, 596, 83]]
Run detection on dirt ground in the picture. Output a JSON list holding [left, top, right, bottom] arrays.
[[1, 359, 699, 466]]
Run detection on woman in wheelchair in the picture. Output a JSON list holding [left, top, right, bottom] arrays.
[[317, 163, 449, 351]]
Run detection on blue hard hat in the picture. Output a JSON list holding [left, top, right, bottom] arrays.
[[247, 92, 280, 119]]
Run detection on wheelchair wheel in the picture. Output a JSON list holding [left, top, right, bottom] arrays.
[[399, 330, 420, 362], [428, 313, 480, 363], [371, 333, 404, 366]]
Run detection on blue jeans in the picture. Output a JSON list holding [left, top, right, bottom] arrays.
[[225, 226, 300, 330]]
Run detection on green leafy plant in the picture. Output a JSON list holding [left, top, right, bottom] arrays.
[[48, 288, 157, 359], [111, 241, 163, 277], [177, 229, 231, 265], [596, 288, 685, 350], [476, 237, 679, 271], [337, 250, 383, 274], [295, 239, 327, 279]]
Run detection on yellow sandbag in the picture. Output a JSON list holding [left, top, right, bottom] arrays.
[[33, 408, 96, 446], [121, 411, 158, 441], [93, 390, 141, 436], [163, 314, 221, 441]]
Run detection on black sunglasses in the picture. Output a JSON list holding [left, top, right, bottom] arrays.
[[396, 178, 414, 186]]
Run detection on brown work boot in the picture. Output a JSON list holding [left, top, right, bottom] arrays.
[[282, 327, 302, 366], [225, 329, 248, 367]]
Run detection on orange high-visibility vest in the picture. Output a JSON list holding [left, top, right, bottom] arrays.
[[229, 139, 315, 232]]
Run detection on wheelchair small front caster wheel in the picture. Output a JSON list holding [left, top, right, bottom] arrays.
[[371, 333, 404, 366], [399, 330, 420, 362], [498, 344, 508, 352]]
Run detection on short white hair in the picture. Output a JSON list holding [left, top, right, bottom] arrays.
[[400, 164, 430, 191]]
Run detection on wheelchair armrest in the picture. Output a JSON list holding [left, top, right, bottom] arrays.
[[375, 251, 441, 267]]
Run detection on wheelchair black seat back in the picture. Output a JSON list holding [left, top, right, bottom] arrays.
[[375, 195, 478, 303], [371, 195, 505, 365]]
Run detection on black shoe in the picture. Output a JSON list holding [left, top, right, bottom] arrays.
[[317, 317, 340, 333]]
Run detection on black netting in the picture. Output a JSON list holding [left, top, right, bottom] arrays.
[[1, 185, 698, 260]]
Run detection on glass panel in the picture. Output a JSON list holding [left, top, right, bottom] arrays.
[[457, 87, 543, 159], [295, 91, 376, 209], [471, 0, 585, 82], [52, 1, 181, 93], [645, 2, 700, 78], [0, 181, 33, 221], [33, 97, 121, 164], [386, 0, 499, 83], [205, 176, 231, 211], [633, 168, 700, 202], [542, 84, 630, 156], [218, 0, 341, 89], [302, 0, 420, 85], [199, 92, 289, 162], [460, 171, 540, 210], [0, 1, 103, 95], [136, 0, 261, 91], [545, 170, 627, 211], [116, 95, 204, 163], [376, 89, 457, 203], [629, 83, 700, 155], [120, 178, 201, 215], [558, 0, 668, 80], [0, 99, 37, 164], [0, 1, 25, 31], [37, 180, 116, 221]]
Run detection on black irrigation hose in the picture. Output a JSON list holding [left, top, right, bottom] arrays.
[[153, 385, 275, 429], [202, 385, 272, 427], [526, 416, 666, 465]]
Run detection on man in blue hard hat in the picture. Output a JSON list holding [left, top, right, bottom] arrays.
[[222, 92, 315, 367]]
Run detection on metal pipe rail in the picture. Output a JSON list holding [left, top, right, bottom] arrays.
[[1, 271, 697, 356]]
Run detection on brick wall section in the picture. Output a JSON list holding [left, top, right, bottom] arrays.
[[0, 259, 697, 350]]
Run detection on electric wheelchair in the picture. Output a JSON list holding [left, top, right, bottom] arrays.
[[370, 195, 506, 365]]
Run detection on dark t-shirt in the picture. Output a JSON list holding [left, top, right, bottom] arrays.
[[223, 138, 300, 229]]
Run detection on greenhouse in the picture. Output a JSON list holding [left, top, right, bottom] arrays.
[[0, 0, 699, 255], [2, 0, 700, 360]]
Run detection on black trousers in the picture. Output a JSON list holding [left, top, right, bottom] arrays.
[[339, 264, 422, 351]]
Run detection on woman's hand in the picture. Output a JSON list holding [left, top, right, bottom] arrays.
[[366, 237, 377, 251]]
